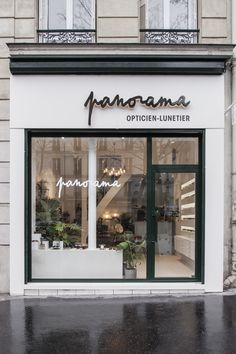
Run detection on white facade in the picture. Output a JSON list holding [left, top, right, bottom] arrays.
[[10, 73, 224, 294], [11, 75, 224, 129]]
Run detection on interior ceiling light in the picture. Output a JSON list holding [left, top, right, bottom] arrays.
[[103, 142, 126, 177], [103, 166, 126, 177]]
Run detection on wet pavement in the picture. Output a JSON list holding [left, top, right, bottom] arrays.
[[0, 293, 236, 354]]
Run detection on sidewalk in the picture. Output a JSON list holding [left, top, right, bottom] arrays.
[[1, 291, 236, 354]]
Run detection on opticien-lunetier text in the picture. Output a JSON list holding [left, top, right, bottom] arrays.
[[84, 91, 190, 125]]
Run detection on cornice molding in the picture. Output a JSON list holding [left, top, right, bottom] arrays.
[[8, 43, 234, 75]]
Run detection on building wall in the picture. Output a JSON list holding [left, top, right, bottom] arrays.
[[0, 0, 37, 293], [199, 0, 232, 43], [0, 0, 233, 293], [230, 0, 236, 281], [96, 0, 232, 44], [224, 63, 232, 278], [97, 0, 139, 43]]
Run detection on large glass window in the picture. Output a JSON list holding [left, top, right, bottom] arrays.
[[153, 172, 196, 278], [40, 0, 95, 30], [29, 134, 202, 281], [32, 138, 88, 278], [152, 137, 198, 164], [48, 0, 67, 29], [140, 0, 198, 44], [96, 138, 147, 279], [31, 136, 147, 279], [142, 0, 197, 29]]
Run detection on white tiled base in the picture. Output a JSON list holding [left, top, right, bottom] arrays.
[[23, 256, 201, 297], [39, 289, 58, 296], [113, 289, 133, 295], [24, 289, 39, 296], [57, 289, 77, 296], [21, 255, 206, 297], [23, 285, 205, 297]]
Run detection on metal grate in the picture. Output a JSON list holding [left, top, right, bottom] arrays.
[[37, 29, 96, 44], [140, 29, 199, 44]]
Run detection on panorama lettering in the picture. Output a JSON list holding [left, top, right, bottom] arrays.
[[56, 177, 121, 198], [84, 91, 191, 126]]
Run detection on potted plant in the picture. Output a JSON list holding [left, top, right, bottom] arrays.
[[36, 198, 61, 224], [52, 222, 81, 249], [35, 198, 61, 240], [117, 233, 146, 279]]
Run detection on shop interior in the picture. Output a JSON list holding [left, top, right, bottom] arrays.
[[31, 136, 198, 280]]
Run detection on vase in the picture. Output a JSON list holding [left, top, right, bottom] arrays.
[[32, 240, 39, 250], [124, 268, 137, 279], [42, 240, 49, 250]]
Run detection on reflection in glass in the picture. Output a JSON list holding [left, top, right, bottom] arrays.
[[146, 0, 196, 29], [30, 135, 199, 280], [48, 0, 93, 30], [96, 138, 147, 279], [73, 0, 93, 29], [148, 0, 164, 28], [152, 137, 198, 165], [31, 137, 88, 278], [31, 137, 147, 280], [49, 0, 67, 29], [170, 0, 188, 29], [154, 172, 196, 278]]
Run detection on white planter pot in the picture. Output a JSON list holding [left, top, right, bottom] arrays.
[[53, 240, 64, 250], [32, 240, 39, 250], [42, 240, 49, 250], [124, 268, 137, 279]]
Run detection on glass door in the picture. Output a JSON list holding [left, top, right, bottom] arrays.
[[151, 169, 198, 279]]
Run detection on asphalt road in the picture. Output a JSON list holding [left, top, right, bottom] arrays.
[[0, 293, 236, 354]]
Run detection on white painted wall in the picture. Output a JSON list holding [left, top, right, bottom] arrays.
[[205, 129, 224, 292], [10, 129, 25, 296], [10, 75, 224, 130]]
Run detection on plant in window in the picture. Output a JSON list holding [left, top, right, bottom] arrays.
[[116, 233, 146, 279], [36, 198, 61, 239], [36, 197, 81, 247], [36, 199, 61, 224], [52, 222, 81, 248]]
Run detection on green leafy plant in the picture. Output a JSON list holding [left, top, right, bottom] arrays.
[[36, 198, 61, 238], [52, 222, 81, 247], [37, 199, 61, 224], [116, 233, 146, 269]]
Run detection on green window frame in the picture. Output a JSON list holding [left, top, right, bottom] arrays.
[[25, 129, 204, 283]]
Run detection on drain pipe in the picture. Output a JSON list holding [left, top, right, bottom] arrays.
[[224, 98, 236, 288], [224, 1, 236, 289]]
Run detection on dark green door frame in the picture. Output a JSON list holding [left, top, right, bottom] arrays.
[[147, 164, 201, 282]]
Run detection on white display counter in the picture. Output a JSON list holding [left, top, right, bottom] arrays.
[[174, 235, 195, 261], [32, 249, 123, 279]]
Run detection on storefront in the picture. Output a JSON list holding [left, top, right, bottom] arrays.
[[9, 45, 229, 295]]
